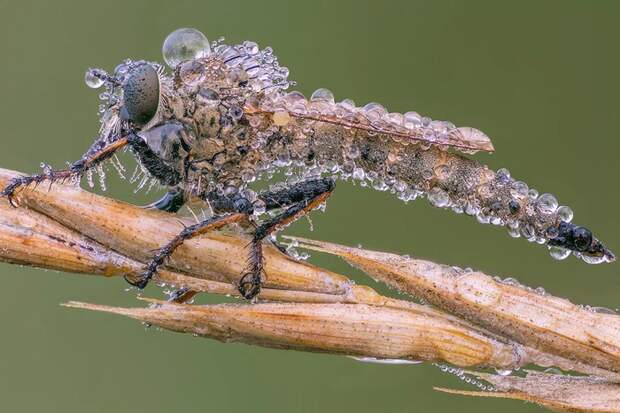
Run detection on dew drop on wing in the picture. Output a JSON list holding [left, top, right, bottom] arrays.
[[310, 88, 335, 104]]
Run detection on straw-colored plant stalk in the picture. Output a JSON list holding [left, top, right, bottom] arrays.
[[0, 167, 618, 412]]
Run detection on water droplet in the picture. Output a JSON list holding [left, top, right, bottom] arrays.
[[162, 28, 211, 68], [508, 227, 521, 238], [495, 368, 512, 376], [510, 181, 529, 199], [591, 306, 618, 315], [521, 224, 536, 240], [384, 112, 404, 126], [465, 203, 480, 216], [350, 356, 422, 365], [537, 193, 558, 214], [352, 167, 365, 180], [84, 68, 105, 89], [496, 168, 511, 184], [284, 91, 306, 105], [242, 40, 259, 55], [557, 205, 573, 222], [363, 102, 386, 122], [549, 245, 571, 260], [178, 59, 206, 85], [340, 98, 356, 108], [310, 88, 334, 103], [346, 144, 360, 159], [581, 254, 607, 264], [428, 187, 450, 208], [403, 112, 421, 130], [534, 286, 546, 295]]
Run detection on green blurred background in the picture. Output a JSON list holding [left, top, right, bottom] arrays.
[[0, 1, 618, 412]]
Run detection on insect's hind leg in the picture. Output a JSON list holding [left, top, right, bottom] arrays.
[[1, 137, 129, 206], [238, 177, 335, 299], [126, 212, 249, 289]]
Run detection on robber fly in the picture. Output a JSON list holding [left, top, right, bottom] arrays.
[[2, 28, 614, 299]]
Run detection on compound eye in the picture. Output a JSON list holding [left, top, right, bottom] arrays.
[[573, 226, 593, 251], [122, 64, 160, 126]]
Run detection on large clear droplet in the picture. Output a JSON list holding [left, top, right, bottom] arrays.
[[84, 68, 105, 89], [549, 245, 571, 260], [162, 28, 211, 68], [557, 205, 573, 222], [428, 187, 450, 208], [536, 193, 558, 214], [310, 88, 334, 103]]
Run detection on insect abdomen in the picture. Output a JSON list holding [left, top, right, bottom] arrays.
[[307, 121, 563, 246]]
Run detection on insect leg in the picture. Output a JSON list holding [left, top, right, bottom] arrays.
[[1, 137, 129, 207], [145, 189, 185, 213], [126, 212, 248, 290], [238, 178, 335, 299], [257, 177, 336, 254]]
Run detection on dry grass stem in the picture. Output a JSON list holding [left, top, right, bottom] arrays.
[[436, 371, 620, 413], [291, 237, 620, 377], [63, 300, 521, 368], [1, 167, 619, 412]]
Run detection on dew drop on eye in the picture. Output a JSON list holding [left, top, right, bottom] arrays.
[[162, 28, 211, 68]]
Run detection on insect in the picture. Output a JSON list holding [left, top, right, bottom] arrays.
[[2, 28, 614, 299]]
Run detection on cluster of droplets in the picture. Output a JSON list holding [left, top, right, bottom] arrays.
[[433, 364, 497, 392], [493, 275, 548, 296], [491, 168, 581, 261], [161, 28, 291, 94], [250, 85, 601, 265], [261, 87, 491, 155], [437, 166, 579, 262], [252, 90, 472, 204], [211, 38, 292, 94], [577, 304, 618, 315]]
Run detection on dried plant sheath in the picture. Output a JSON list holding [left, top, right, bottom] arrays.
[[0, 168, 350, 294], [0, 192, 385, 305], [64, 300, 521, 369], [292, 238, 620, 374]]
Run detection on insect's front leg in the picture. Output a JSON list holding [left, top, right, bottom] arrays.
[[1, 137, 129, 206], [238, 177, 335, 299]]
